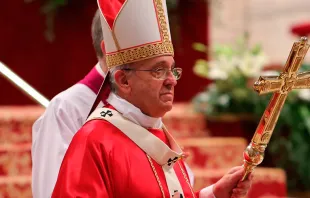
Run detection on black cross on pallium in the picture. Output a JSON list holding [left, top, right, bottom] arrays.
[[167, 156, 179, 166], [100, 110, 113, 117], [172, 190, 183, 198]]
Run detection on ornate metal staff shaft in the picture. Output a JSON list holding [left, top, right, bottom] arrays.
[[241, 37, 310, 181], [0, 61, 49, 107]]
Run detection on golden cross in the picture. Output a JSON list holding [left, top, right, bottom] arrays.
[[242, 37, 310, 181]]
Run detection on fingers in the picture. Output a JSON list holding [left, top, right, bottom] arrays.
[[231, 174, 253, 198], [182, 151, 190, 159], [231, 188, 248, 198], [181, 146, 190, 159], [237, 179, 251, 190], [249, 173, 254, 180], [227, 166, 255, 182], [239, 172, 254, 183], [228, 167, 244, 182], [227, 167, 252, 189], [227, 166, 243, 174]]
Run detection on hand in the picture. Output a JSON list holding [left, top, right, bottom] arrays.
[[182, 151, 190, 160], [181, 146, 190, 160], [213, 166, 253, 198]]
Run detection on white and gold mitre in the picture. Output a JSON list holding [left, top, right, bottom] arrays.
[[97, 0, 174, 68]]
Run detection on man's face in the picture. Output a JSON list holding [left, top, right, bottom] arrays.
[[126, 56, 178, 118]]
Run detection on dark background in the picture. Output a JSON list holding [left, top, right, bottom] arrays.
[[0, 0, 209, 105]]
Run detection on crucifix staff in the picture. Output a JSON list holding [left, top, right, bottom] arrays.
[[242, 37, 310, 181]]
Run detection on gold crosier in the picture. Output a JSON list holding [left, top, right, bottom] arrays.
[[242, 37, 310, 180]]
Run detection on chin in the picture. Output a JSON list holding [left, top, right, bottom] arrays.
[[152, 102, 173, 117], [161, 101, 173, 111]]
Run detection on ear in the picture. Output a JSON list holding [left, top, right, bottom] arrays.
[[99, 41, 109, 73], [114, 70, 131, 94]]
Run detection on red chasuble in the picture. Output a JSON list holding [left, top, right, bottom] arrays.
[[52, 106, 200, 198]]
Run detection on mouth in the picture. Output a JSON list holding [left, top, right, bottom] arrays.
[[160, 92, 173, 96], [160, 92, 174, 102]]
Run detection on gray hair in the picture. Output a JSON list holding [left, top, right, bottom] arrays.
[[109, 64, 132, 93], [91, 9, 104, 58]]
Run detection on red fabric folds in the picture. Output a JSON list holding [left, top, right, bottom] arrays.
[[97, 0, 126, 29]]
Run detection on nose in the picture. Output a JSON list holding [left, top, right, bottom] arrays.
[[164, 71, 177, 87]]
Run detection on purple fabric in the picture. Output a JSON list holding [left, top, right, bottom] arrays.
[[78, 66, 104, 95]]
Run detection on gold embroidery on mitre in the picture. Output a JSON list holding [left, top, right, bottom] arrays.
[[154, 0, 170, 43], [111, 0, 129, 55], [106, 0, 174, 68], [106, 42, 174, 68]]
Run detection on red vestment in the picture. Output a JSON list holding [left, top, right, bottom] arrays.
[[52, 107, 201, 198]]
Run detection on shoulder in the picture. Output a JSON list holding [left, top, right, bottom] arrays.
[[71, 119, 147, 164], [75, 119, 117, 139], [33, 84, 97, 133], [40, 84, 96, 120], [74, 119, 130, 146], [53, 84, 96, 111]]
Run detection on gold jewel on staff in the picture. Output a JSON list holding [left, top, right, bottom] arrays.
[[241, 37, 310, 181]]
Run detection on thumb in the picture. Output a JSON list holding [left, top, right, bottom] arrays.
[[227, 166, 243, 174], [229, 168, 245, 184]]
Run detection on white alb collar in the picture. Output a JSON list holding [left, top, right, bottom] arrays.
[[106, 92, 163, 129]]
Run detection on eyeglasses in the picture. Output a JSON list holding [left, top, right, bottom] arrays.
[[122, 67, 182, 80]]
